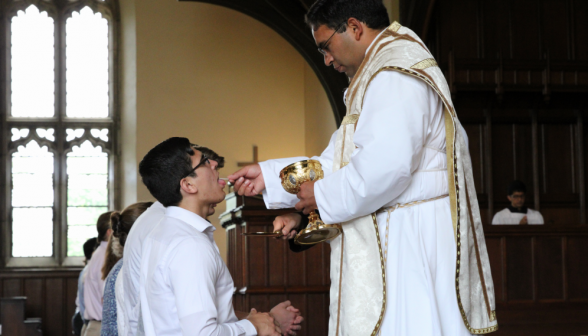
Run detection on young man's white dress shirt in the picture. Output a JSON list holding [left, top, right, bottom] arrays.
[[139, 206, 257, 336], [121, 201, 166, 336]]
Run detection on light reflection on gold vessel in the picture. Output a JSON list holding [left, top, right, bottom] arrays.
[[279, 160, 342, 245]]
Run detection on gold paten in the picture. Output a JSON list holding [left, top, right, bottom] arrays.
[[242, 230, 282, 237], [279, 160, 342, 245]]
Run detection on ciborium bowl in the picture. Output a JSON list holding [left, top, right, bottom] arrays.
[[279, 160, 342, 245]]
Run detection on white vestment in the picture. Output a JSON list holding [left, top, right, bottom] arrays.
[[492, 208, 544, 225], [261, 22, 497, 336], [260, 72, 470, 336]]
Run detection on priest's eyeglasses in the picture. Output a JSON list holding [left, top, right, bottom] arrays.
[[317, 22, 346, 55], [182, 154, 210, 179]]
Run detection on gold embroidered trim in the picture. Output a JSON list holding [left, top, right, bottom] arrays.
[[341, 161, 349, 168], [369, 213, 386, 336], [335, 232, 345, 336], [377, 194, 449, 214], [341, 114, 360, 125], [389, 21, 401, 32], [411, 58, 438, 70], [466, 185, 494, 321], [491, 311, 497, 322]]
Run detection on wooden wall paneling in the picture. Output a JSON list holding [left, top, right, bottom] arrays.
[[287, 245, 306, 287], [44, 278, 63, 336], [506, 237, 533, 300], [23, 278, 43, 318], [485, 110, 494, 224], [539, 123, 578, 206], [534, 237, 564, 300], [306, 293, 328, 336], [576, 112, 585, 223], [510, 0, 542, 60], [566, 236, 588, 300], [3, 278, 22, 297], [66, 276, 78, 336], [574, 0, 588, 60], [531, 111, 541, 211], [541, 0, 572, 61], [491, 123, 515, 207], [268, 239, 285, 287], [246, 227, 268, 288]]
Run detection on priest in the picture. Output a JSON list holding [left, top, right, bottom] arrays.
[[229, 0, 497, 335]]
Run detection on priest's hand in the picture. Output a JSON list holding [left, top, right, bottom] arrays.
[[273, 213, 302, 240], [270, 301, 304, 335], [228, 164, 265, 196], [519, 216, 528, 225], [295, 181, 318, 214]]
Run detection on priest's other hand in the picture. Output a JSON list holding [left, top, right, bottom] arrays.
[[228, 164, 265, 196], [270, 301, 304, 335], [295, 181, 318, 214], [519, 216, 528, 225], [247, 308, 281, 336], [273, 213, 302, 240]]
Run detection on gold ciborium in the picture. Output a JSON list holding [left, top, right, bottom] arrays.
[[280, 160, 342, 245]]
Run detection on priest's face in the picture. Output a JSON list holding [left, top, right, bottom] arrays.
[[507, 191, 525, 208], [312, 24, 365, 78]]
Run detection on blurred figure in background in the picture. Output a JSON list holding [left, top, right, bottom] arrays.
[[101, 202, 152, 336], [73, 238, 98, 336], [492, 180, 544, 225], [83, 211, 114, 336]]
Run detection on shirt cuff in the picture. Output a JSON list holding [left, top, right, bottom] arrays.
[[236, 319, 257, 336]]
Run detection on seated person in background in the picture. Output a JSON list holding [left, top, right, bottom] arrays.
[[84, 211, 114, 336], [102, 202, 153, 336], [492, 180, 544, 225], [137, 137, 303, 336]]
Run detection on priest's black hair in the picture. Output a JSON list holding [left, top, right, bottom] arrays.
[[139, 137, 224, 207], [305, 0, 390, 31], [508, 180, 527, 196]]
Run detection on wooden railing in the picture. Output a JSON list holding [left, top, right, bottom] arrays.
[[484, 225, 588, 335]]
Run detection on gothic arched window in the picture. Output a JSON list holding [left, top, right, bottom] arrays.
[[1, 0, 119, 267]]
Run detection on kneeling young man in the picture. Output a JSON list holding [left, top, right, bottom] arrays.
[[138, 137, 302, 336]]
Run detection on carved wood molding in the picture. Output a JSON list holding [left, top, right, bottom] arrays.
[[179, 0, 349, 125]]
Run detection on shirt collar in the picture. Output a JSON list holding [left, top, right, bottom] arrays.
[[165, 206, 215, 233]]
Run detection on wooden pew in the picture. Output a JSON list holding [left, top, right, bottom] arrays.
[[0, 297, 42, 336]]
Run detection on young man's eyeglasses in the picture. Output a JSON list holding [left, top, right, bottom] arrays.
[[317, 22, 346, 56], [182, 154, 210, 180]]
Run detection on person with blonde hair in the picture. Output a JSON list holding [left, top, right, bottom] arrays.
[[101, 202, 153, 336]]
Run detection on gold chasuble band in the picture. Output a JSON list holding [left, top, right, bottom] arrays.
[[329, 22, 497, 335]]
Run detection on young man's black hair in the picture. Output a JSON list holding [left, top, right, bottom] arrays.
[[138, 137, 225, 207], [305, 0, 390, 31], [507, 180, 527, 196]]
